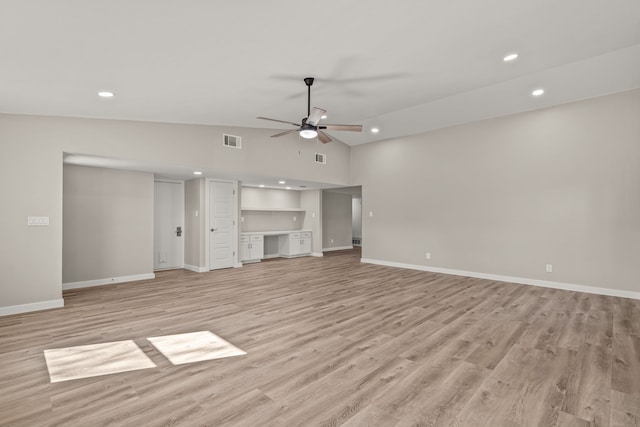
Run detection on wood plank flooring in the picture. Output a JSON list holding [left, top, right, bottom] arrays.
[[1, 249, 639, 426]]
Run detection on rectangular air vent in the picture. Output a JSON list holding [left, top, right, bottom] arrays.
[[315, 152, 326, 164], [223, 134, 241, 149]]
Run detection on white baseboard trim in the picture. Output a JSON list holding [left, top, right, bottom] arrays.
[[184, 264, 208, 273], [0, 298, 65, 317], [263, 254, 280, 259], [361, 258, 640, 300], [322, 246, 354, 252], [63, 273, 156, 290], [311, 252, 324, 257], [234, 263, 244, 268]]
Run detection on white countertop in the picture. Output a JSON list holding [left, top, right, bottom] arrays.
[[241, 229, 311, 236]]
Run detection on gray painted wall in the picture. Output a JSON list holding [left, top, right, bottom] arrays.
[[2, 89, 639, 313], [0, 114, 350, 311], [322, 191, 353, 249], [352, 197, 362, 239], [240, 187, 304, 232], [241, 187, 301, 209], [301, 189, 323, 254], [63, 165, 154, 283], [184, 178, 206, 269], [352, 89, 640, 293]]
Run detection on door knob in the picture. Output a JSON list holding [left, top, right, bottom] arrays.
[[211, 228, 217, 232]]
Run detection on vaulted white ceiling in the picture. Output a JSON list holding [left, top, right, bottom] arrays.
[[2, 0, 639, 146]]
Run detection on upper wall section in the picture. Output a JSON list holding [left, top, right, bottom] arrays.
[[1, 114, 352, 186]]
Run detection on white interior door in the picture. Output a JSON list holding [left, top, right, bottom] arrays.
[[154, 181, 184, 270], [209, 181, 236, 270]]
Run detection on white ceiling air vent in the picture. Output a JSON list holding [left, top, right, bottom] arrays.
[[223, 134, 241, 149], [315, 152, 327, 164]]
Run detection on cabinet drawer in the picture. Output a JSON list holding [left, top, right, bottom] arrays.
[[241, 235, 250, 242], [289, 232, 301, 239], [251, 235, 263, 242], [301, 232, 311, 238]]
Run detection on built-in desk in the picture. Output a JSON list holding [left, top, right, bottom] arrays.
[[240, 230, 312, 263]]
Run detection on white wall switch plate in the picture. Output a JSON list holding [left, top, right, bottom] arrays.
[[293, 216, 296, 222], [369, 211, 373, 217], [546, 264, 553, 273], [27, 216, 49, 226], [240, 216, 244, 222], [426, 252, 431, 260]]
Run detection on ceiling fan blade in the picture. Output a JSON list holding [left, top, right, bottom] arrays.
[[306, 107, 327, 126], [318, 131, 332, 144], [320, 124, 363, 132], [257, 117, 300, 127], [270, 129, 299, 138]]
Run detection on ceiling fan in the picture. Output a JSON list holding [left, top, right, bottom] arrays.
[[257, 77, 362, 143]]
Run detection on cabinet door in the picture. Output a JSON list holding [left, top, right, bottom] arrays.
[[252, 240, 264, 260], [240, 242, 251, 261], [300, 237, 311, 254], [288, 237, 301, 255]]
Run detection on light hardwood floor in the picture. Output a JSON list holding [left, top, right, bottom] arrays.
[[1, 249, 639, 426]]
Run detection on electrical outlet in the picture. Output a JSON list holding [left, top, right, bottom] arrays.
[[546, 264, 553, 273], [425, 252, 431, 260]]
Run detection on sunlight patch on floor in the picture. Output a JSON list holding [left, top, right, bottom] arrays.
[[147, 331, 246, 365], [44, 340, 156, 383]]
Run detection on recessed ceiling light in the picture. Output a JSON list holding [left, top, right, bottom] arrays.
[[321, 115, 327, 120], [193, 171, 202, 175], [98, 91, 115, 98], [503, 53, 519, 62], [285, 186, 291, 190], [278, 180, 286, 184], [371, 128, 379, 133], [259, 184, 265, 188], [531, 88, 545, 97]]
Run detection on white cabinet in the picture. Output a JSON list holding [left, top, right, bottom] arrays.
[[242, 231, 312, 262], [279, 231, 312, 257], [300, 231, 311, 254], [240, 234, 264, 262]]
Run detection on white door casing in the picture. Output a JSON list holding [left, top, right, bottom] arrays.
[[153, 180, 184, 270], [208, 180, 236, 270]]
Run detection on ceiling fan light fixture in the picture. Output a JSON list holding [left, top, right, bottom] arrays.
[[299, 123, 318, 139], [300, 129, 318, 139]]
